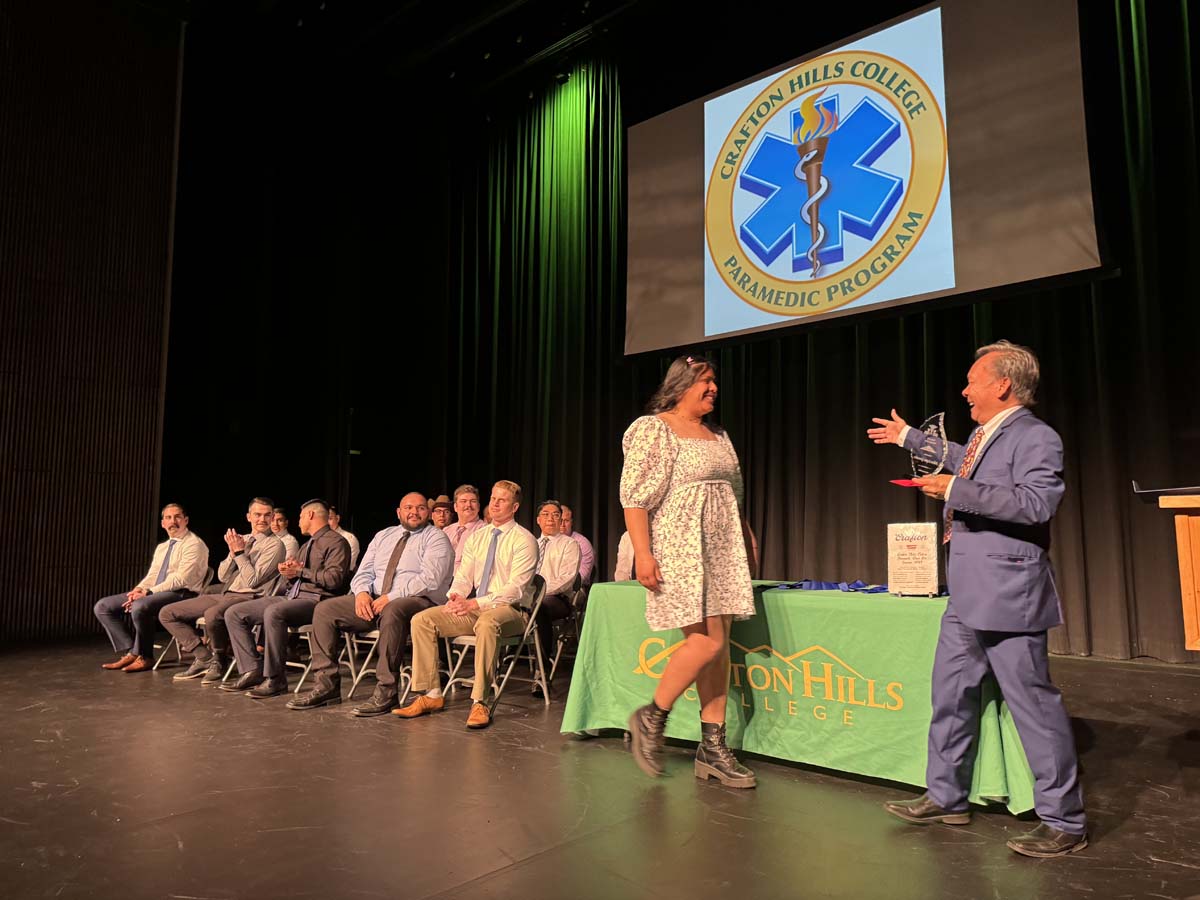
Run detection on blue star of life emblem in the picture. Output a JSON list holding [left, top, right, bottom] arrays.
[[737, 95, 905, 274]]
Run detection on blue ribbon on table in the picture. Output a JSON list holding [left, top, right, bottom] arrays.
[[773, 579, 891, 593]]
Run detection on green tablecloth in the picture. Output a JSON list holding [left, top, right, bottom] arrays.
[[561, 582, 1036, 813]]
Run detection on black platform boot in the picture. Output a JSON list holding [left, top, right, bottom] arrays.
[[694, 722, 756, 788], [628, 702, 670, 777]]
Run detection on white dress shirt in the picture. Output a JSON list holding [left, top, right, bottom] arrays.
[[614, 530, 634, 581], [336, 527, 361, 568], [274, 530, 300, 559], [448, 518, 538, 610], [137, 529, 210, 594], [536, 533, 582, 597]]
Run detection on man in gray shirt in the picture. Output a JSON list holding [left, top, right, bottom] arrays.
[[288, 492, 454, 713], [159, 497, 285, 682]]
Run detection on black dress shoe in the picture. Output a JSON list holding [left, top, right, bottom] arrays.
[[1006, 823, 1088, 858], [173, 657, 211, 681], [287, 685, 342, 710], [883, 794, 971, 825], [220, 671, 263, 692], [352, 687, 399, 717], [247, 677, 289, 699]]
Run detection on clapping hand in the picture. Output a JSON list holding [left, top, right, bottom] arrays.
[[278, 557, 302, 579], [225, 529, 246, 553], [867, 409, 908, 445]]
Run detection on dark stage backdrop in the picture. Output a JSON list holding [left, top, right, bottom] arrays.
[[0, 1, 182, 645], [161, 1, 1197, 662]]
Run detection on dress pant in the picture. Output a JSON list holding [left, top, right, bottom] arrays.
[[225, 594, 320, 679], [409, 604, 528, 702], [925, 607, 1087, 834], [308, 594, 437, 692], [158, 592, 253, 655], [94, 590, 192, 659], [533, 594, 572, 668]]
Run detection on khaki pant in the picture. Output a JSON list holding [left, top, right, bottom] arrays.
[[409, 604, 528, 702]]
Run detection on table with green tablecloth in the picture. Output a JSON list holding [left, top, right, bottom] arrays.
[[561, 582, 1036, 813]]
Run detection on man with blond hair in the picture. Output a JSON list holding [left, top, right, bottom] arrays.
[[394, 480, 537, 729]]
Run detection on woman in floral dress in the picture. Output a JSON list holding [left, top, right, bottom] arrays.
[[620, 355, 757, 788]]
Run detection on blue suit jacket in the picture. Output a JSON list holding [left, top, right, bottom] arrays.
[[904, 407, 1065, 632]]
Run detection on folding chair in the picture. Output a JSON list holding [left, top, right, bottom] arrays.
[[443, 575, 549, 713], [347, 630, 383, 699], [152, 566, 215, 670], [549, 575, 586, 684]]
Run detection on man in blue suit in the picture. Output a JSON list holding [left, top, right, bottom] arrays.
[[868, 340, 1087, 858]]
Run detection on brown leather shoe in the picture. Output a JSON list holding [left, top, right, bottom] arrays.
[[392, 694, 445, 718], [883, 794, 971, 825], [122, 656, 153, 673], [466, 702, 491, 729], [102, 653, 138, 670], [1006, 823, 1088, 858]]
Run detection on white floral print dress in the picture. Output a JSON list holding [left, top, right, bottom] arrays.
[[619, 415, 755, 630]]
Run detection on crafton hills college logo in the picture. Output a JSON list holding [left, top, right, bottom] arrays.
[[636, 636, 904, 725], [705, 50, 948, 316]]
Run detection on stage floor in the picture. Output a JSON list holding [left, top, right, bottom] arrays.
[[1, 644, 1198, 900]]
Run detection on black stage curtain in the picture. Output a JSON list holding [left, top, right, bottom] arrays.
[[0, 1, 182, 645]]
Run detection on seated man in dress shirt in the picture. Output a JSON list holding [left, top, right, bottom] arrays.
[[444, 483, 486, 574], [271, 508, 300, 559], [429, 494, 453, 530], [560, 504, 595, 587], [329, 505, 360, 569], [222, 499, 351, 698], [531, 500, 582, 681], [94, 503, 210, 673], [394, 480, 538, 729], [287, 492, 454, 714], [159, 497, 286, 682]]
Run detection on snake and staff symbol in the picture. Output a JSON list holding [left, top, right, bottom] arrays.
[[792, 90, 839, 277]]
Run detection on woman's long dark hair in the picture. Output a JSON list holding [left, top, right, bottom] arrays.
[[645, 355, 723, 433]]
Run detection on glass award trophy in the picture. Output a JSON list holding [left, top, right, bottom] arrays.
[[910, 412, 949, 478]]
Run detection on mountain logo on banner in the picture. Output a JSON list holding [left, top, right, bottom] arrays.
[[705, 51, 948, 317]]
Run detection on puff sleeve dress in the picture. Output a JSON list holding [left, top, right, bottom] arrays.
[[619, 415, 755, 630]]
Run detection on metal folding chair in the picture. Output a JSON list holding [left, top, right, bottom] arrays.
[[443, 575, 549, 713], [549, 575, 587, 684]]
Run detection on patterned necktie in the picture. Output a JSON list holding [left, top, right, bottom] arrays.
[[943, 427, 986, 544], [379, 531, 411, 598], [477, 528, 503, 596], [155, 539, 177, 585], [536, 536, 549, 571], [287, 539, 314, 599]]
